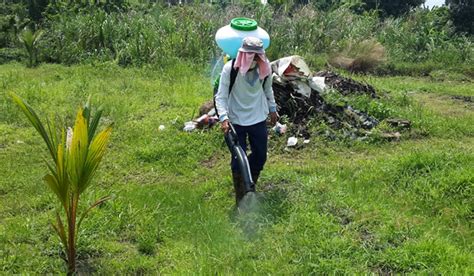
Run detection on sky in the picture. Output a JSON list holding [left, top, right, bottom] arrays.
[[425, 0, 445, 8]]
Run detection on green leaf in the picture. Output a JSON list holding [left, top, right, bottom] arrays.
[[79, 126, 112, 194], [18, 27, 34, 54], [82, 95, 92, 126], [10, 93, 57, 163], [33, 29, 44, 46], [55, 142, 70, 208], [43, 174, 62, 204], [67, 108, 89, 193], [88, 107, 103, 143], [52, 212, 68, 254]]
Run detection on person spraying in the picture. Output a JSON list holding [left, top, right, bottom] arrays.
[[215, 36, 278, 204]]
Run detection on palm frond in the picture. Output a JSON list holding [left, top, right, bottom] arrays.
[[82, 96, 92, 126], [10, 93, 57, 163], [13, 95, 112, 274], [79, 126, 112, 194], [32, 29, 44, 46], [46, 117, 60, 157], [88, 108, 103, 143], [52, 212, 68, 253], [56, 142, 70, 207], [67, 108, 89, 193], [43, 174, 62, 204], [18, 27, 34, 54]]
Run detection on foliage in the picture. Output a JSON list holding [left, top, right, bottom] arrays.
[[446, 0, 474, 35], [38, 4, 223, 65], [10, 94, 112, 274], [26, 0, 49, 22], [357, 0, 425, 17], [0, 2, 472, 75], [378, 7, 473, 66], [45, 0, 129, 14], [311, 0, 341, 11], [0, 47, 26, 64], [0, 2, 28, 48], [266, 6, 380, 64]]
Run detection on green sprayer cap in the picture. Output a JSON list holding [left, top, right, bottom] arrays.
[[230, 18, 258, 31]]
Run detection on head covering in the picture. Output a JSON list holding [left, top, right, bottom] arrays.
[[238, 37, 265, 54], [233, 37, 271, 80]]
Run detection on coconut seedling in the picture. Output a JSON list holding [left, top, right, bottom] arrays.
[[10, 94, 112, 274], [18, 26, 43, 67]]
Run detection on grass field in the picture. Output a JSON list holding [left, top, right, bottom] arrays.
[[1, 62, 473, 274]]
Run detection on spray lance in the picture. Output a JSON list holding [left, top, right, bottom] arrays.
[[224, 122, 255, 194]]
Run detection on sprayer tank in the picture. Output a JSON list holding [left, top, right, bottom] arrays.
[[215, 18, 270, 59]]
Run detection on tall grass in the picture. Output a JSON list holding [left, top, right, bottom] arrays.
[[40, 5, 226, 66], [2, 3, 473, 75], [378, 7, 473, 66]]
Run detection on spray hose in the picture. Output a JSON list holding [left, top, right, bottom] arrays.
[[224, 122, 255, 193]]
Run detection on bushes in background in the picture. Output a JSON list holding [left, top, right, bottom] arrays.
[[0, 2, 472, 76]]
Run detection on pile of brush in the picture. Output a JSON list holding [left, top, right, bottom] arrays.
[[199, 55, 397, 139], [314, 71, 377, 98], [266, 56, 381, 138], [272, 70, 379, 139]]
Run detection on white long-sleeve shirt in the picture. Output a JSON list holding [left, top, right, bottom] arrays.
[[215, 61, 277, 126]]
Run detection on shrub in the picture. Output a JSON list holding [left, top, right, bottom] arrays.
[[0, 47, 25, 64]]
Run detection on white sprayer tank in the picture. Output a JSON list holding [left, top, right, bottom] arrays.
[[215, 18, 270, 59]]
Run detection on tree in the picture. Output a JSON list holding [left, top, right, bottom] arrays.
[[446, 0, 474, 34], [26, 0, 49, 22], [357, 0, 425, 17], [312, 0, 341, 11]]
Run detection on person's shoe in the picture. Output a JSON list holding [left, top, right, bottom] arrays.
[[232, 171, 245, 204]]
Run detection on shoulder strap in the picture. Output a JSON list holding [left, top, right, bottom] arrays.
[[229, 59, 238, 95], [262, 75, 268, 88], [213, 59, 237, 118]]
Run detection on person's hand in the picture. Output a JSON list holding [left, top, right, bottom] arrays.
[[221, 119, 230, 133], [270, 112, 279, 125]]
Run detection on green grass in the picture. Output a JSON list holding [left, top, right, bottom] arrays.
[[0, 63, 473, 274]]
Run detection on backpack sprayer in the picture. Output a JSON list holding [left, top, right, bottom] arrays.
[[224, 122, 255, 194]]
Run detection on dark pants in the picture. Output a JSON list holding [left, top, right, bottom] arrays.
[[230, 120, 268, 174]]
